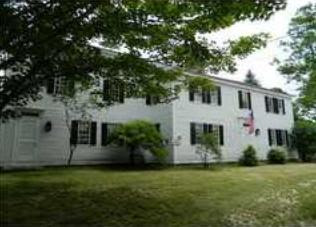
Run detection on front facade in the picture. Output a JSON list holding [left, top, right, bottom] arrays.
[[0, 75, 295, 168]]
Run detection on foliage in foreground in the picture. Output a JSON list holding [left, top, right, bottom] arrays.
[[239, 145, 259, 166], [196, 133, 221, 168], [108, 120, 167, 164], [0, 0, 286, 119], [293, 119, 316, 162], [267, 148, 287, 164], [276, 3, 316, 118]]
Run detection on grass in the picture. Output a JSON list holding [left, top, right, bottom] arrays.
[[1, 163, 316, 226]]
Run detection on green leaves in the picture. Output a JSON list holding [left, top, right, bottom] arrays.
[[1, 0, 286, 119], [277, 3, 316, 115], [108, 120, 167, 163], [229, 33, 270, 58]]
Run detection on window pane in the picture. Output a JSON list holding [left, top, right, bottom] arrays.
[[77, 121, 90, 144]]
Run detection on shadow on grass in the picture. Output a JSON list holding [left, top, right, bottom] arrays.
[[0, 180, 197, 227]]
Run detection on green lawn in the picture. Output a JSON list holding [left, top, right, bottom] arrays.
[[1, 164, 316, 226]]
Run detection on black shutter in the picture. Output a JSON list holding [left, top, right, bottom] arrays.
[[202, 89, 206, 103], [268, 129, 272, 146], [219, 125, 224, 145], [101, 123, 108, 146], [189, 87, 194, 102], [206, 90, 211, 104], [146, 95, 151, 105], [273, 98, 279, 114], [276, 129, 282, 146], [208, 124, 213, 133], [103, 80, 110, 102], [70, 120, 78, 145], [119, 83, 124, 103], [247, 92, 252, 110], [282, 99, 285, 114], [190, 123, 196, 145], [47, 78, 55, 94], [90, 122, 97, 145], [285, 130, 289, 147], [217, 86, 222, 106], [67, 79, 75, 96], [238, 90, 243, 108], [265, 96, 269, 112], [203, 123, 208, 133]]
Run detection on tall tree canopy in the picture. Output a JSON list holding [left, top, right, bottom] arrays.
[[244, 70, 261, 86], [277, 3, 316, 118], [0, 0, 286, 119]]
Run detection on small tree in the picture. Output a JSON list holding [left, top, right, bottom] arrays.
[[244, 70, 261, 86], [56, 80, 104, 166], [108, 120, 167, 165], [196, 133, 221, 168], [239, 145, 259, 166]]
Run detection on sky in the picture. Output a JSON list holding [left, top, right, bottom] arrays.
[[208, 0, 313, 96]]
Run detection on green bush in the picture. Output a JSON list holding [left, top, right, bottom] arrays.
[[239, 145, 258, 166], [108, 120, 167, 164], [293, 120, 316, 162], [267, 148, 287, 164]]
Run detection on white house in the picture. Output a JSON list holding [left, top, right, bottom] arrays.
[[0, 73, 295, 168]]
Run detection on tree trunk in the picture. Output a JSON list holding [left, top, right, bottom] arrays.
[[67, 145, 77, 166]]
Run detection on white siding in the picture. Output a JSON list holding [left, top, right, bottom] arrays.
[[0, 77, 294, 167]]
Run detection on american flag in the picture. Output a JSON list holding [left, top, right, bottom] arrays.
[[243, 110, 255, 134]]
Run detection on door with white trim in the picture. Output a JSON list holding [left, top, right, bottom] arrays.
[[15, 116, 38, 163]]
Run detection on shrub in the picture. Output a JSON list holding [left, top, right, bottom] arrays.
[[239, 145, 258, 166], [267, 148, 287, 164]]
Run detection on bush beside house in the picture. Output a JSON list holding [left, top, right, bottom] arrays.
[[267, 148, 287, 164], [239, 145, 259, 166]]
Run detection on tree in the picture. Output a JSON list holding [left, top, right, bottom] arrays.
[[108, 120, 167, 164], [196, 133, 221, 168], [244, 70, 261, 86], [0, 0, 286, 119], [58, 88, 102, 166], [293, 119, 316, 162], [276, 3, 316, 118]]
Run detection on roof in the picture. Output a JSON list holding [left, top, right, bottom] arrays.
[[99, 48, 292, 99], [185, 72, 293, 99]]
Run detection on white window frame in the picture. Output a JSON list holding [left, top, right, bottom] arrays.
[[193, 123, 220, 145], [210, 90, 218, 104], [241, 91, 250, 109], [77, 121, 91, 145], [267, 97, 273, 112], [53, 77, 66, 95]]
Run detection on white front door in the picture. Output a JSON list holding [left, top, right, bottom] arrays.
[[15, 116, 38, 163]]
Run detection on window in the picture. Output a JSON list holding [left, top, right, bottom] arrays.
[[146, 95, 160, 105], [238, 90, 251, 109], [101, 123, 121, 146], [267, 129, 289, 147], [265, 96, 285, 114], [189, 86, 221, 106], [47, 77, 71, 95], [78, 121, 90, 144], [190, 122, 224, 145], [70, 121, 97, 145], [103, 80, 124, 104]]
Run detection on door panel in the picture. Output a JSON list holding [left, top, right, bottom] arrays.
[[16, 116, 38, 162]]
